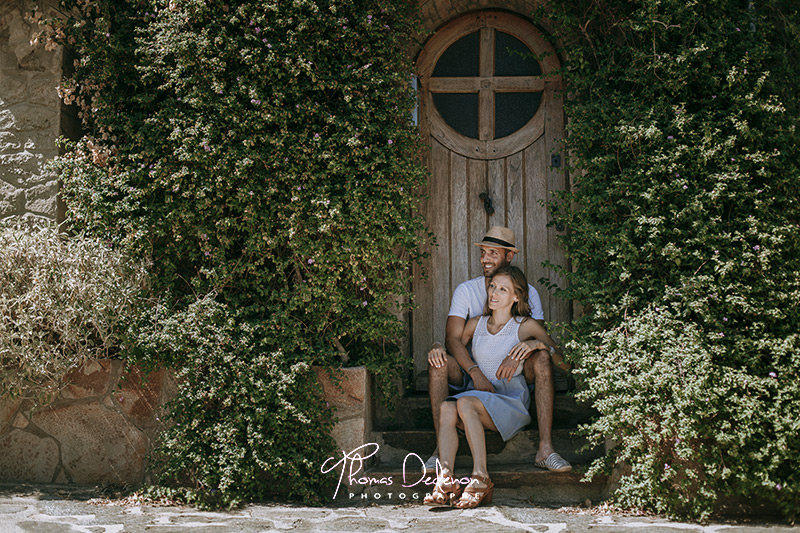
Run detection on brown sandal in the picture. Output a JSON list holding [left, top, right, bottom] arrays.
[[423, 473, 461, 507], [453, 475, 494, 509]]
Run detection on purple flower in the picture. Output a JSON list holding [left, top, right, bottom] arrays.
[[777, 484, 783, 491], [314, 133, 320, 139], [719, 332, 725, 337], [387, 139, 393, 145], [769, 372, 777, 378], [254, 27, 261, 34], [362, 301, 368, 306], [682, 185, 688, 190], [723, 317, 728, 322], [667, 135, 674, 140], [307, 258, 315, 265], [664, 464, 670, 470]]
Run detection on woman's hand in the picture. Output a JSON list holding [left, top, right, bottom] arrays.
[[495, 356, 520, 382], [507, 339, 547, 361]]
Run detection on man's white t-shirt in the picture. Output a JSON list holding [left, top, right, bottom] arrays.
[[448, 275, 545, 321]]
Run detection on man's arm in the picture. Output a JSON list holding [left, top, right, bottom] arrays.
[[445, 315, 494, 392], [516, 318, 571, 371]]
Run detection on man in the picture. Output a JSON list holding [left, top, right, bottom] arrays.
[[426, 226, 572, 473]]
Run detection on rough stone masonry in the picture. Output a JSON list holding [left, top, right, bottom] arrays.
[[1, 0, 65, 222]]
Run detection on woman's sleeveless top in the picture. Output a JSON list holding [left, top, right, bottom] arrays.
[[472, 315, 523, 381]]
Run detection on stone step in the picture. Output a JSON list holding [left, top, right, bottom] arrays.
[[339, 464, 609, 506], [371, 428, 604, 471], [373, 391, 598, 432]]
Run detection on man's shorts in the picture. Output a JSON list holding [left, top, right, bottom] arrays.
[[448, 367, 536, 393]]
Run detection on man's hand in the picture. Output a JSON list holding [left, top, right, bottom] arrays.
[[427, 343, 448, 369], [495, 356, 520, 382], [470, 370, 495, 393], [508, 339, 547, 361]]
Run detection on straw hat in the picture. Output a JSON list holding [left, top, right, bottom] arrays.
[[474, 226, 520, 253]]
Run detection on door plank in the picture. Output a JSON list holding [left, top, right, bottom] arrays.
[[414, 139, 452, 388], [544, 83, 569, 325], [468, 158, 487, 280], [505, 151, 525, 271], [431, 142, 452, 362], [524, 139, 549, 321], [488, 158, 506, 227], [451, 153, 469, 291]]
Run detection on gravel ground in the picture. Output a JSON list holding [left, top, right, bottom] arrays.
[[0, 485, 795, 533]]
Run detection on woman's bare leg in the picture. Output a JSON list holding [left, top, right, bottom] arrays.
[[455, 396, 497, 478], [437, 401, 460, 475]]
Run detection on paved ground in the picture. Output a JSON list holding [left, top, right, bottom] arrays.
[[0, 486, 795, 532]]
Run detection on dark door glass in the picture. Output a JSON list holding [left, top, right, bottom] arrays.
[[494, 31, 542, 77], [495, 92, 541, 138], [432, 32, 480, 77], [432, 93, 479, 139]]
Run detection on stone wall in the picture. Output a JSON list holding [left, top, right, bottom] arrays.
[[0, 360, 174, 485], [0, 0, 65, 222], [417, 0, 546, 34], [0, 362, 370, 486]]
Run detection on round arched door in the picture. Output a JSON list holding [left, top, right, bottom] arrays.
[[412, 11, 569, 389]]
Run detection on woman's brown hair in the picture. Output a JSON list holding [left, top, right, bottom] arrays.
[[484, 265, 532, 318]]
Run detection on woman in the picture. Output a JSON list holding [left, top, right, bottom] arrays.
[[423, 266, 563, 508]]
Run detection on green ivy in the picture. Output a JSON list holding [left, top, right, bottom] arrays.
[[541, 0, 800, 520], [45, 0, 428, 506]]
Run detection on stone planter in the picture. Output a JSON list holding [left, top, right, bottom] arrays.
[[313, 366, 371, 454]]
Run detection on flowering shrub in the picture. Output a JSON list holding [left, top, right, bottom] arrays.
[[43, 0, 427, 505], [0, 222, 149, 403], [133, 296, 336, 508], [542, 0, 800, 520]]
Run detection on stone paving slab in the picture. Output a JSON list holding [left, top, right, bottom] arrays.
[[0, 486, 794, 533]]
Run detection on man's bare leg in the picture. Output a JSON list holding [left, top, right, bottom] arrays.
[[531, 350, 556, 462], [524, 351, 572, 471], [428, 356, 463, 460]]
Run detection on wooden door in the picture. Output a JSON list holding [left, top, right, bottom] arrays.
[[413, 11, 569, 389]]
